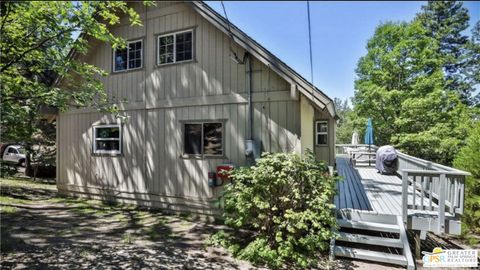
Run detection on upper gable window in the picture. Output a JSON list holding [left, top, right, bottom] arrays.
[[157, 30, 193, 65], [113, 39, 143, 72]]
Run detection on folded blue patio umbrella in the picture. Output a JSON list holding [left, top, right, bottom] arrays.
[[364, 118, 374, 166], [364, 118, 374, 146]]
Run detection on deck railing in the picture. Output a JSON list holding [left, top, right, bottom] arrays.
[[335, 143, 470, 234], [400, 170, 468, 233], [335, 144, 377, 155]]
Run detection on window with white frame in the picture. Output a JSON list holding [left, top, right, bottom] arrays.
[[93, 125, 122, 154], [113, 39, 142, 72], [157, 30, 193, 65], [315, 121, 328, 145], [184, 122, 223, 156]]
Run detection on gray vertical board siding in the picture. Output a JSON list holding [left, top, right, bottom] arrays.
[[57, 3, 327, 206]]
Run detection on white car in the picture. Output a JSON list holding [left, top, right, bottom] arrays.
[[2, 145, 26, 167]]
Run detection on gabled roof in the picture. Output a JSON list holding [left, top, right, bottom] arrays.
[[191, 1, 336, 118]]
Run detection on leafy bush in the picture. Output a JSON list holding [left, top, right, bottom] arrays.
[[213, 151, 338, 269], [453, 123, 480, 236], [0, 162, 18, 178]]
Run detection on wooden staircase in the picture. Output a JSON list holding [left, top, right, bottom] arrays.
[[333, 210, 415, 270]]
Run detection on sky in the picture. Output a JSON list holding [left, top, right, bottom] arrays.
[[205, 1, 480, 102]]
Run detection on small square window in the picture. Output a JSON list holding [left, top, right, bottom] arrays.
[[93, 125, 122, 154]]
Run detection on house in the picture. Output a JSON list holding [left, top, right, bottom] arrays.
[[56, 4, 470, 267], [57, 1, 337, 214]]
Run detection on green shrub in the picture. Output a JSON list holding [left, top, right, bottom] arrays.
[[215, 151, 339, 269], [453, 122, 480, 235]]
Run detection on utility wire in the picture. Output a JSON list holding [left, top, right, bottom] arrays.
[[307, 1, 314, 95], [221, 1, 232, 36], [221, 1, 241, 62]]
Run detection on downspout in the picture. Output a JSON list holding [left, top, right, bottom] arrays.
[[221, 1, 255, 160], [246, 53, 253, 141]]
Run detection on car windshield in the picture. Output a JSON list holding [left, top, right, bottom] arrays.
[[17, 148, 26, 154]]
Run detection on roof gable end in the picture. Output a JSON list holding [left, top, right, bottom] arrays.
[[190, 1, 336, 117]]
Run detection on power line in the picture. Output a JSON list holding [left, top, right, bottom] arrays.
[[221, 1, 234, 40], [307, 1, 314, 93]]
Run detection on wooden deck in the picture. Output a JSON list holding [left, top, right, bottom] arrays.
[[332, 149, 468, 269], [335, 156, 440, 216]]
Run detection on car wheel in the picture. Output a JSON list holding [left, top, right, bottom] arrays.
[[19, 159, 26, 167]]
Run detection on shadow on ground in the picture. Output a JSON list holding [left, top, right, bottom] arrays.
[[0, 179, 255, 270]]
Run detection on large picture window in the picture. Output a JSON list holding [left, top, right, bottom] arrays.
[[315, 121, 328, 145], [184, 122, 223, 156], [93, 125, 122, 154], [157, 30, 193, 65], [113, 39, 143, 72]]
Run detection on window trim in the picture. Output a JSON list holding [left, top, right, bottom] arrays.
[[315, 120, 328, 146], [157, 29, 194, 66], [112, 39, 143, 73], [182, 120, 225, 158], [92, 124, 122, 155]]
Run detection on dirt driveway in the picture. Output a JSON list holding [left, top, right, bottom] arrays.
[[0, 178, 260, 270]]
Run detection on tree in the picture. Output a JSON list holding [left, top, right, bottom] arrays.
[[0, 2, 149, 173], [333, 98, 362, 144], [453, 122, 480, 236], [353, 20, 475, 164], [464, 21, 480, 106], [416, 1, 478, 105]]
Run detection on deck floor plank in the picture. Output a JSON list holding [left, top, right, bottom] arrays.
[[335, 156, 438, 216]]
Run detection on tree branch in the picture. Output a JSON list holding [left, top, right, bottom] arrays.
[[0, 2, 11, 35], [1, 27, 76, 72]]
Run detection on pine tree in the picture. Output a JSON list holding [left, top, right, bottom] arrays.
[[416, 1, 474, 104]]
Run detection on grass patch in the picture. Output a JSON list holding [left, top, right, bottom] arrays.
[[0, 177, 56, 190], [0, 205, 17, 214], [0, 195, 30, 205]]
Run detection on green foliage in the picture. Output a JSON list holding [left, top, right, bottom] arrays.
[[0, 1, 151, 167], [417, 1, 477, 105], [453, 122, 480, 235], [352, 3, 479, 165], [334, 98, 365, 144], [213, 152, 338, 269]]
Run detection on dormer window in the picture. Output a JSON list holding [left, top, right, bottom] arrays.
[[113, 39, 143, 72], [157, 30, 193, 65]]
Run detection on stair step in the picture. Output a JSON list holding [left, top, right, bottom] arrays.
[[337, 219, 400, 233], [337, 232, 403, 248], [334, 246, 407, 266], [338, 209, 398, 225]]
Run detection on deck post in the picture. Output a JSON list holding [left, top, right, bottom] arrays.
[[402, 171, 409, 224], [438, 173, 446, 234]]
